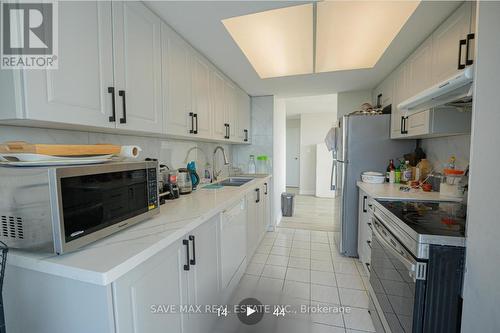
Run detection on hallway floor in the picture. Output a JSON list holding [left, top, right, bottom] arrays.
[[280, 188, 336, 232], [211, 228, 375, 333]]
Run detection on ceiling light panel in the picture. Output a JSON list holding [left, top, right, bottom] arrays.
[[316, 1, 420, 73], [222, 4, 313, 79]]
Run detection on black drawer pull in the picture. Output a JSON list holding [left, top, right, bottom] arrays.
[[244, 129, 248, 142], [264, 183, 268, 195], [108, 87, 116, 122], [194, 113, 198, 134], [363, 196, 368, 213], [189, 112, 195, 134], [466, 33, 475, 66], [183, 239, 190, 271], [189, 235, 196, 265], [119, 90, 127, 124], [458, 39, 466, 70], [255, 188, 260, 203]]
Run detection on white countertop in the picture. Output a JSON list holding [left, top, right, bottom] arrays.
[[7, 175, 271, 286], [357, 181, 463, 202]]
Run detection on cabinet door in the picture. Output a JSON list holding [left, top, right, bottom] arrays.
[[187, 216, 220, 333], [246, 189, 260, 258], [391, 65, 407, 138], [236, 89, 251, 142], [224, 81, 237, 140], [164, 24, 193, 136], [262, 182, 271, 232], [357, 190, 372, 273], [210, 70, 227, 140], [113, 1, 163, 133], [407, 37, 433, 96], [23, 1, 115, 128], [191, 54, 212, 138], [407, 110, 431, 137], [431, 3, 471, 84], [113, 240, 189, 333]]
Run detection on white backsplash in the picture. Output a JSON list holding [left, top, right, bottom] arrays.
[[0, 125, 232, 177], [421, 134, 471, 171]]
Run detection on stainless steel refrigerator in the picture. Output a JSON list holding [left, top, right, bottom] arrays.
[[328, 114, 415, 257]]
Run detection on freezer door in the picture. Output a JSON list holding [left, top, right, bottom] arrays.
[[333, 159, 345, 249]]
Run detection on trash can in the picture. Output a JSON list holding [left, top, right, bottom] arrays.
[[281, 192, 295, 217]]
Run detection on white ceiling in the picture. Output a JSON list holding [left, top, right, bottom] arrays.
[[285, 94, 338, 119], [146, 1, 461, 97]]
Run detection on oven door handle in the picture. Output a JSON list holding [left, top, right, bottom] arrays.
[[371, 218, 420, 277]]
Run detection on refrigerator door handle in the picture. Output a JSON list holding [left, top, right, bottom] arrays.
[[331, 160, 337, 191]]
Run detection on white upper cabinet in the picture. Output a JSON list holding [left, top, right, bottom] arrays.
[[407, 37, 433, 96], [224, 81, 237, 141], [191, 53, 213, 139], [163, 24, 193, 137], [391, 64, 407, 139], [211, 70, 227, 140], [11, 1, 115, 128], [236, 89, 251, 143], [112, 2, 163, 134], [431, 2, 474, 84]]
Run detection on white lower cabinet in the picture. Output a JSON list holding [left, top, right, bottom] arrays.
[[113, 239, 189, 333], [357, 190, 372, 275]]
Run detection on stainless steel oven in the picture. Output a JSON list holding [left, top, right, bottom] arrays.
[[0, 161, 159, 254], [369, 214, 427, 333]]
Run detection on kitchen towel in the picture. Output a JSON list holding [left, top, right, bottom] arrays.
[[120, 146, 142, 159]]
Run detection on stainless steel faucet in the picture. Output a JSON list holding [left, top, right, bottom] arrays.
[[212, 146, 229, 182]]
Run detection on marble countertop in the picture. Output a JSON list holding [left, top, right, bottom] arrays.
[[7, 175, 271, 286], [357, 181, 463, 202]]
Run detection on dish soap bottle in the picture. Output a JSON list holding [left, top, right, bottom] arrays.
[[248, 155, 256, 174]]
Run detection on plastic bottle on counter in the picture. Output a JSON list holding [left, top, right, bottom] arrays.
[[256, 155, 270, 174], [248, 155, 256, 174], [402, 160, 412, 184], [395, 165, 401, 184]]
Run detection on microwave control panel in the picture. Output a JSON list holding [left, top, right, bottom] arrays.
[[147, 167, 159, 210]]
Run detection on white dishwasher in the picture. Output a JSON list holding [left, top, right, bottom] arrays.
[[220, 198, 247, 289]]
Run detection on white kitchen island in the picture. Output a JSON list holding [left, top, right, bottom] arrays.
[[4, 175, 272, 333]]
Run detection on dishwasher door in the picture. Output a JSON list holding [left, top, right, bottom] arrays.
[[220, 199, 247, 289]]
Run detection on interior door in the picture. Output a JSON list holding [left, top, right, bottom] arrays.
[[24, 1, 115, 128], [113, 1, 163, 133], [286, 124, 300, 187], [113, 240, 189, 333]]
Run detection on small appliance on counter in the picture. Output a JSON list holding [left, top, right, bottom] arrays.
[[0, 161, 159, 254], [177, 168, 193, 195]]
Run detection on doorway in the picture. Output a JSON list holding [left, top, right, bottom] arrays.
[[286, 118, 300, 188]]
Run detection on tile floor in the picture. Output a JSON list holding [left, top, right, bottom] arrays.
[[280, 188, 336, 232], [211, 228, 376, 333]]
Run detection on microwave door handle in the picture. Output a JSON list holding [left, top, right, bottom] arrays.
[[371, 218, 418, 275]]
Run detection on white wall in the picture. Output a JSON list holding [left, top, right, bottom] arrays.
[[336, 90, 372, 119], [461, 2, 500, 331], [420, 134, 471, 171], [0, 125, 232, 175], [273, 98, 287, 227], [299, 112, 337, 195]]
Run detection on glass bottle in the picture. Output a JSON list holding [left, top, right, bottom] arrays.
[[248, 155, 256, 174]]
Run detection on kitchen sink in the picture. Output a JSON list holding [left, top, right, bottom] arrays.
[[217, 177, 253, 187]]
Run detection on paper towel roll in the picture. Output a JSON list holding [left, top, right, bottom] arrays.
[[120, 146, 142, 159]]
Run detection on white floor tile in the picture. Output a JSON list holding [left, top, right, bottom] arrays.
[[251, 253, 268, 264], [262, 265, 287, 280], [256, 244, 272, 254], [312, 259, 335, 272], [260, 238, 275, 246], [283, 280, 310, 300], [271, 246, 292, 256], [311, 250, 333, 261], [311, 323, 346, 333], [274, 238, 293, 248], [238, 274, 259, 290], [312, 242, 331, 252], [335, 273, 365, 290], [311, 284, 340, 304], [290, 247, 311, 259], [311, 270, 337, 287], [266, 255, 290, 267], [310, 303, 345, 329], [338, 288, 370, 309], [286, 267, 311, 283], [288, 257, 311, 270], [294, 234, 311, 242], [257, 277, 284, 293], [343, 307, 376, 332], [292, 240, 311, 249], [246, 262, 264, 276], [333, 261, 359, 275]]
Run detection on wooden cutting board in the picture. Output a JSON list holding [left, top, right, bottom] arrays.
[[0, 141, 122, 157]]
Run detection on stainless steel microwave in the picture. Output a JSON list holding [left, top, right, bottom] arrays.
[[0, 161, 159, 254]]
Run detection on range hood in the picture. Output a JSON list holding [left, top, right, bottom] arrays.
[[398, 66, 474, 114]]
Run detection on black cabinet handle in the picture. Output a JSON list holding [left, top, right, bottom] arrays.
[[366, 240, 372, 248], [244, 129, 248, 142], [376, 93, 382, 108], [119, 90, 127, 124], [458, 39, 467, 70], [227, 124, 230, 139], [367, 222, 372, 230], [189, 112, 195, 134], [400, 116, 405, 135], [224, 123, 229, 139], [108, 87, 116, 122], [255, 188, 260, 203], [264, 183, 268, 195], [365, 262, 371, 272], [194, 114, 198, 134], [189, 235, 196, 265], [363, 196, 368, 213], [183, 239, 190, 271], [466, 33, 475, 66]]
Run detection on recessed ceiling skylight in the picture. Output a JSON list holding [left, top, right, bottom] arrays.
[[315, 1, 420, 73], [222, 4, 313, 79]]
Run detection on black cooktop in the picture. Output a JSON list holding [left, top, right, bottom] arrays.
[[377, 200, 466, 238]]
